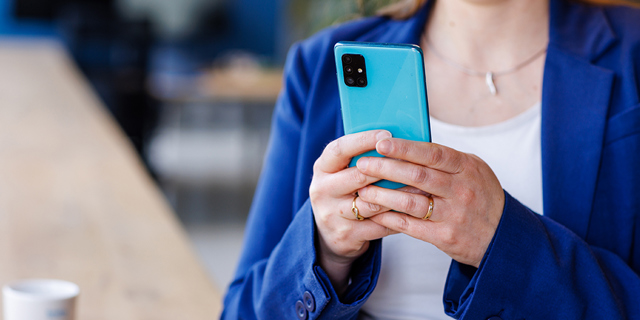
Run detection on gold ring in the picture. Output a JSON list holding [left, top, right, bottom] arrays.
[[422, 196, 434, 220], [352, 195, 365, 220]]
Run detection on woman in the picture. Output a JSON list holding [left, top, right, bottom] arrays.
[[222, 0, 640, 318]]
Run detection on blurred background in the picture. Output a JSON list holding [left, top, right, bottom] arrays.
[[0, 0, 397, 294]]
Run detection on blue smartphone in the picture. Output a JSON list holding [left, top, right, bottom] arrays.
[[334, 41, 431, 189]]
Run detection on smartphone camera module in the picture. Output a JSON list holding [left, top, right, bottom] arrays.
[[342, 54, 367, 87]]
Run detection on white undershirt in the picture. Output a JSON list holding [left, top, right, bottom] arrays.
[[360, 102, 543, 320]]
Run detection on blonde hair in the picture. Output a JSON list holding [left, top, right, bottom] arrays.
[[377, 0, 640, 20], [377, 0, 428, 19]]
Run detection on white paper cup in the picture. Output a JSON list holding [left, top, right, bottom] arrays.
[[3, 279, 79, 320]]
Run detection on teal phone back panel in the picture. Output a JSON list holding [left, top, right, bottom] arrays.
[[335, 41, 431, 189]]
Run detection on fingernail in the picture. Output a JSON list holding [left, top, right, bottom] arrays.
[[359, 186, 368, 195], [377, 139, 391, 154], [376, 130, 391, 141], [357, 157, 369, 171]]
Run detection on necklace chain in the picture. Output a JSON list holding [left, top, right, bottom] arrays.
[[422, 33, 547, 95]]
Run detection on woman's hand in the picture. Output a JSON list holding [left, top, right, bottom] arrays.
[[355, 138, 505, 268], [310, 130, 396, 296]]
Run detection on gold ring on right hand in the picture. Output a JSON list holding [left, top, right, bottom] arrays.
[[422, 196, 434, 220]]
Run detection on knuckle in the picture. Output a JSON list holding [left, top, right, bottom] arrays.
[[371, 157, 385, 172], [330, 239, 349, 255], [313, 205, 332, 226], [349, 169, 367, 185], [312, 157, 322, 172], [361, 186, 379, 203], [394, 215, 410, 232], [402, 195, 419, 214], [409, 166, 429, 185], [456, 153, 475, 174], [440, 227, 457, 246], [428, 146, 445, 167], [449, 213, 468, 226], [308, 177, 328, 200], [316, 211, 331, 225], [467, 153, 482, 163], [452, 212, 467, 225], [396, 141, 411, 157], [327, 139, 342, 158], [459, 189, 476, 206], [334, 223, 353, 240], [313, 154, 325, 175], [358, 132, 370, 148], [365, 201, 382, 213], [309, 183, 320, 199]]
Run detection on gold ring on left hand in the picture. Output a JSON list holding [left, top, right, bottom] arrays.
[[422, 196, 434, 220], [352, 195, 365, 220]]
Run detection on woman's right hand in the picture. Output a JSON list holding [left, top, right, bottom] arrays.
[[309, 130, 394, 297]]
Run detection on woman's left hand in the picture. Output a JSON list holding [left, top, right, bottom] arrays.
[[355, 138, 505, 268]]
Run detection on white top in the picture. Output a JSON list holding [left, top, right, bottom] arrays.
[[360, 102, 543, 320]]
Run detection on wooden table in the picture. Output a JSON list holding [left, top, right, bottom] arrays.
[[198, 67, 283, 103], [0, 39, 222, 319]]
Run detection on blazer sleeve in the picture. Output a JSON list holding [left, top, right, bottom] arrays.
[[221, 42, 382, 320], [443, 191, 640, 319]]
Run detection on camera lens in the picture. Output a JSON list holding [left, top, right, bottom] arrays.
[[357, 78, 367, 86], [345, 66, 353, 74], [346, 77, 355, 85], [343, 55, 352, 64]]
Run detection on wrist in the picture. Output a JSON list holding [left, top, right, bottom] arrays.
[[318, 252, 353, 296], [316, 240, 369, 297]]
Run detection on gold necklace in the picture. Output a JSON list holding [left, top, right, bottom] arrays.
[[423, 34, 547, 96]]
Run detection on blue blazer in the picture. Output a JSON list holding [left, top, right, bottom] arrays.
[[222, 0, 640, 319]]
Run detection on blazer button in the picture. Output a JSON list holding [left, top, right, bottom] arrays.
[[487, 317, 502, 320], [303, 291, 315, 312], [295, 300, 308, 320]]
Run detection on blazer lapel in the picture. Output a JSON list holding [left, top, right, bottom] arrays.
[[541, 0, 617, 238]]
